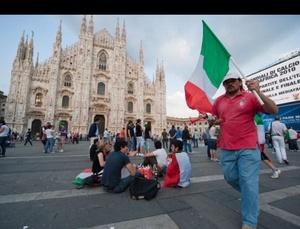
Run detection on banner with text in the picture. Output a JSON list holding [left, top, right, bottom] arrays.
[[247, 55, 300, 105]]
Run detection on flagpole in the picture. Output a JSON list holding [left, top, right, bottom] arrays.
[[230, 57, 264, 105]]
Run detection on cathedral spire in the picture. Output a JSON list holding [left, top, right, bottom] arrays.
[[16, 31, 25, 60], [139, 40, 144, 66], [80, 15, 87, 35], [160, 60, 165, 81], [156, 59, 160, 76], [27, 31, 34, 62], [115, 17, 120, 40], [35, 52, 39, 68], [56, 20, 62, 44], [121, 20, 126, 43], [88, 15, 94, 34]]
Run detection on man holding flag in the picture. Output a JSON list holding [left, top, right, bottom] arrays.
[[185, 21, 278, 229]]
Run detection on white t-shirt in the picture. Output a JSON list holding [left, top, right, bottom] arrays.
[[153, 148, 168, 167], [45, 129, 54, 139], [0, 125, 10, 137], [288, 128, 298, 140], [103, 130, 109, 138], [209, 126, 217, 140], [269, 120, 287, 136]]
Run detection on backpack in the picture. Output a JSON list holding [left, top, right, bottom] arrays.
[[129, 176, 160, 200]]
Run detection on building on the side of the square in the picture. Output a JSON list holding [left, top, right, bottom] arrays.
[[5, 16, 166, 137], [166, 116, 208, 135], [0, 91, 7, 121]]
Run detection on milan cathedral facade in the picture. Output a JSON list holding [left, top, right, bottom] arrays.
[[5, 16, 167, 137]]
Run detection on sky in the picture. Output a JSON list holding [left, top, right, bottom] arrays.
[[1, 15, 300, 118]]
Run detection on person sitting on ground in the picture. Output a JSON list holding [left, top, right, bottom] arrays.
[[101, 140, 137, 193], [163, 140, 192, 188], [90, 138, 99, 161], [92, 141, 112, 175], [142, 140, 168, 177]]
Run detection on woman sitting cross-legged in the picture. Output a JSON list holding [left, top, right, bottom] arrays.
[[92, 140, 112, 175]]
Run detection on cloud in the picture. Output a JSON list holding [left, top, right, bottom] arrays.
[[166, 90, 199, 118]]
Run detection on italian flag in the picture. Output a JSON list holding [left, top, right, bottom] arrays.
[[72, 168, 93, 186], [163, 152, 192, 188], [185, 20, 231, 114]]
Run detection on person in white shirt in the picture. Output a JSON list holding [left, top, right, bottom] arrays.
[[0, 120, 10, 157], [103, 128, 109, 143], [268, 116, 289, 165], [45, 124, 55, 153], [142, 140, 168, 176], [287, 126, 299, 151]]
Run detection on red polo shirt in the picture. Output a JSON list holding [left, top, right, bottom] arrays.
[[212, 91, 266, 150]]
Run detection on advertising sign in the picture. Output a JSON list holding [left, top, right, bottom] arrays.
[[261, 101, 300, 132], [247, 54, 300, 105]]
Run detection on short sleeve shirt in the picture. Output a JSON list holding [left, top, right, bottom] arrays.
[[101, 151, 130, 189], [153, 148, 168, 167], [212, 91, 265, 150]]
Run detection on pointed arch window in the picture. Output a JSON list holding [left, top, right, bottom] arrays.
[[35, 93, 43, 107], [128, 102, 133, 113], [62, 96, 69, 108], [128, 82, 134, 94], [97, 82, 105, 95], [99, 52, 107, 71], [64, 74, 72, 87], [146, 103, 151, 114]]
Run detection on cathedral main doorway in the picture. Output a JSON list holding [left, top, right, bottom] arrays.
[[31, 119, 42, 140], [94, 115, 105, 137]]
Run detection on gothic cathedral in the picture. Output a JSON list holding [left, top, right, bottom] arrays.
[[5, 16, 167, 137]]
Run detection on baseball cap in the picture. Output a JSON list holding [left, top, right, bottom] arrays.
[[223, 73, 241, 84]]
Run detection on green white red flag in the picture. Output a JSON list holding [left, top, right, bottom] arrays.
[[184, 20, 232, 113]]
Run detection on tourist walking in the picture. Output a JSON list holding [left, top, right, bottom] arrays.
[[268, 116, 289, 165], [24, 128, 33, 146], [0, 120, 10, 157]]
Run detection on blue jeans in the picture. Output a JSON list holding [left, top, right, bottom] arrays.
[[113, 175, 135, 193], [45, 138, 54, 153], [220, 148, 261, 228]]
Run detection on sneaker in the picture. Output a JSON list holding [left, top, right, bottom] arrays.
[[283, 159, 289, 165], [60, 149, 64, 153], [276, 169, 281, 175], [270, 170, 279, 179]]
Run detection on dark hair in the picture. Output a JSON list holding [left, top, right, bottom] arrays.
[[93, 138, 99, 144], [114, 139, 128, 151], [154, 140, 162, 149], [171, 140, 183, 151], [0, 120, 6, 125]]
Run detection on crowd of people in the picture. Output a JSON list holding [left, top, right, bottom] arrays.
[[1, 73, 300, 229]]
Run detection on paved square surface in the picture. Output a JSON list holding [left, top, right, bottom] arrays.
[[0, 141, 300, 229]]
